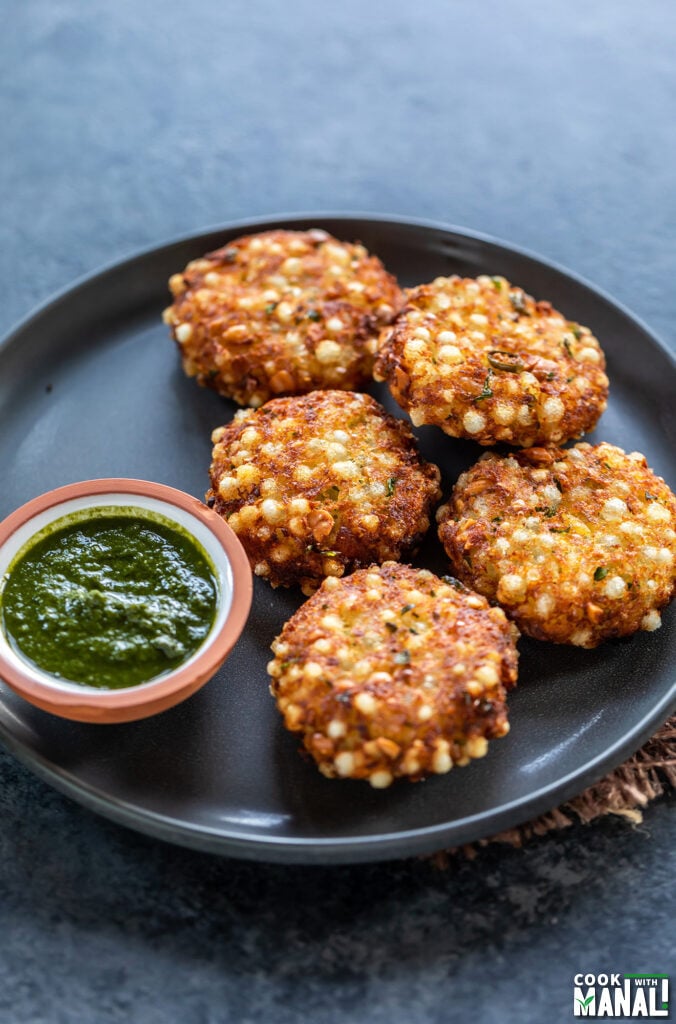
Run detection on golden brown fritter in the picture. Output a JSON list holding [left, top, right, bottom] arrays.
[[164, 229, 403, 406], [374, 274, 609, 447], [207, 391, 441, 595], [437, 443, 676, 647], [268, 562, 519, 786]]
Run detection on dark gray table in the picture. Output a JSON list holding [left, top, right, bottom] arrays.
[[1, 2, 674, 1021]]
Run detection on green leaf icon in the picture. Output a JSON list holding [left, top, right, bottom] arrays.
[[576, 996, 595, 1007]]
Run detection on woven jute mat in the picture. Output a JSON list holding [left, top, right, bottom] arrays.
[[432, 715, 675, 863]]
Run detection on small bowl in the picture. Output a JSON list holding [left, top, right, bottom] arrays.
[[0, 479, 253, 723]]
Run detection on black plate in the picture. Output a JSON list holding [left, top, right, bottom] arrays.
[[0, 214, 674, 864]]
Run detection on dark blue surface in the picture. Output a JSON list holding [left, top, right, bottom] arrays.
[[1, 2, 674, 1021]]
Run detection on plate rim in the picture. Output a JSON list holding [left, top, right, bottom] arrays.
[[0, 679, 673, 864], [1, 212, 675, 864], [3, 210, 675, 378]]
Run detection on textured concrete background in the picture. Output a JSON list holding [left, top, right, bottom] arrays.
[[0, 1, 674, 1021]]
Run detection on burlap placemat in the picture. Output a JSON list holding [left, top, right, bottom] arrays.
[[432, 714, 675, 863]]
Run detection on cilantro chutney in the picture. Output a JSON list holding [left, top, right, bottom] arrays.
[[0, 509, 219, 689]]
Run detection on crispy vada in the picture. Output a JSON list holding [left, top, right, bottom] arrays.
[[268, 562, 519, 786], [164, 229, 402, 406], [374, 274, 608, 447], [208, 391, 441, 594], [437, 443, 676, 646]]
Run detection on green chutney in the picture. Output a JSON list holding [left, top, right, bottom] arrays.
[[0, 509, 218, 689]]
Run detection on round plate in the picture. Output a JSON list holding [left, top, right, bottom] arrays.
[[0, 214, 674, 863]]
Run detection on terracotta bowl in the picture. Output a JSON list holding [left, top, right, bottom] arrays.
[[0, 479, 253, 723]]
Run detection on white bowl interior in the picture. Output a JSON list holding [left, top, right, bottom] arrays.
[[0, 492, 234, 695]]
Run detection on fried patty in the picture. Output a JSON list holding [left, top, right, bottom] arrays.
[[437, 443, 676, 647], [207, 391, 442, 595], [164, 229, 403, 406], [374, 274, 609, 447], [268, 562, 519, 786]]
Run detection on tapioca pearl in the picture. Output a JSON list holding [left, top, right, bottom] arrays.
[[334, 752, 355, 777], [437, 344, 464, 364], [217, 476, 238, 500], [463, 410, 486, 434], [235, 464, 260, 486], [369, 770, 394, 789], [404, 339, 427, 358], [315, 340, 343, 364], [647, 502, 671, 523], [542, 397, 565, 422], [619, 521, 643, 536], [601, 498, 628, 521], [275, 301, 295, 323], [324, 441, 347, 462], [641, 610, 662, 631], [327, 720, 346, 739], [535, 593, 555, 617], [497, 573, 527, 603], [261, 499, 285, 525], [475, 665, 499, 686], [175, 323, 193, 343], [239, 428, 260, 447], [493, 403, 516, 425], [432, 745, 452, 774], [354, 692, 378, 716], [270, 542, 294, 563], [287, 516, 305, 536], [333, 460, 359, 479], [576, 347, 601, 363], [541, 484, 561, 505], [466, 737, 489, 759], [603, 576, 627, 599]]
